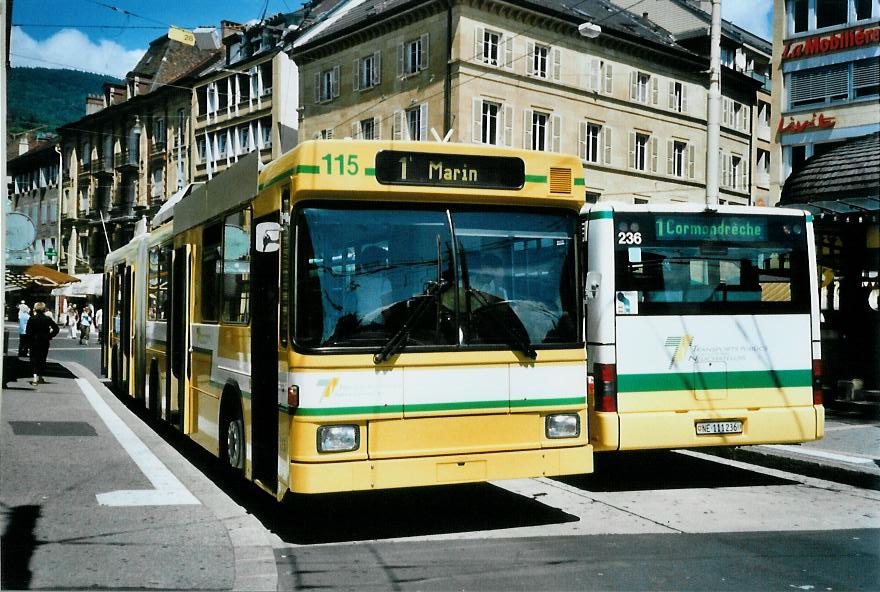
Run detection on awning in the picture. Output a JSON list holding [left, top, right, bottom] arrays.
[[4, 265, 80, 292], [51, 273, 103, 297]]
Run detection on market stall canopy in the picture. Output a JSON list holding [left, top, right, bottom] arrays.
[[4, 265, 80, 292], [51, 273, 104, 297], [779, 132, 880, 216]]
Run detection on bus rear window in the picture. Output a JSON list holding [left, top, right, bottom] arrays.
[[613, 213, 811, 315]]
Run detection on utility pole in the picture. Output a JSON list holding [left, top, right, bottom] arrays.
[[705, 0, 722, 209]]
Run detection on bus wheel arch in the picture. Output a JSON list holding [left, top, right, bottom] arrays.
[[219, 384, 245, 473]]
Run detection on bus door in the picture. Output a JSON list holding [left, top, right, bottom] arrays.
[[250, 214, 281, 490], [170, 245, 192, 432], [119, 264, 133, 397]]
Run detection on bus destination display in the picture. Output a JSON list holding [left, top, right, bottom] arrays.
[[375, 151, 525, 189], [653, 215, 768, 242]]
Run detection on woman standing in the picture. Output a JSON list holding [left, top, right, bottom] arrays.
[[26, 302, 60, 386]]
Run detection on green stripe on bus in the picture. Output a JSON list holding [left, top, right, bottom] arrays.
[[586, 210, 613, 220], [258, 164, 322, 191], [365, 168, 376, 176], [617, 369, 812, 393], [574, 178, 585, 186], [291, 396, 586, 416], [525, 175, 547, 183]]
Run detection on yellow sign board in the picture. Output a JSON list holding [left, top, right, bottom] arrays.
[[168, 26, 196, 46]]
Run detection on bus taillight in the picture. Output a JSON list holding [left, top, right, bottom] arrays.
[[288, 385, 300, 411], [593, 363, 618, 413], [812, 359, 823, 406]]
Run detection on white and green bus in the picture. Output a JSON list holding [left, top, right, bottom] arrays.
[[582, 203, 824, 451]]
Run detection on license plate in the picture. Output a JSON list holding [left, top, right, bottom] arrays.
[[695, 420, 743, 435]]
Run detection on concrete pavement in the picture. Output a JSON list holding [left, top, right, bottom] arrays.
[[0, 354, 276, 591]]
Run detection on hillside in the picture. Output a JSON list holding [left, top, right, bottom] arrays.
[[7, 67, 121, 135]]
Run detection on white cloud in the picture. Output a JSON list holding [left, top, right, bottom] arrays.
[[723, 0, 774, 40], [11, 27, 145, 78]]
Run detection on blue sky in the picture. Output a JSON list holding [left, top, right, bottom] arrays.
[[10, 0, 774, 77]]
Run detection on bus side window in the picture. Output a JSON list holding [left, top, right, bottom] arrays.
[[201, 222, 222, 322]]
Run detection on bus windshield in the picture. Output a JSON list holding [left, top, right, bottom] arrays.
[[613, 212, 811, 315], [295, 205, 579, 351]]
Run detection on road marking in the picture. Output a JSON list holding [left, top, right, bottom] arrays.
[[762, 444, 877, 465], [77, 378, 200, 506]]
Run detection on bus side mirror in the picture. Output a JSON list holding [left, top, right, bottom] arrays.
[[585, 271, 601, 301], [255, 222, 282, 253]]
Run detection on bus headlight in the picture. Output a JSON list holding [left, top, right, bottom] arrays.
[[545, 414, 580, 439], [317, 425, 360, 453]]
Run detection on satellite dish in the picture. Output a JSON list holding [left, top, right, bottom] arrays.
[[5, 212, 37, 251]]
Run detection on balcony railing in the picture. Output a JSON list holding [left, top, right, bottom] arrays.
[[115, 150, 139, 169]]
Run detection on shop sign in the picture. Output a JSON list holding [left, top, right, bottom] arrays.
[[778, 113, 836, 134], [782, 26, 880, 60]]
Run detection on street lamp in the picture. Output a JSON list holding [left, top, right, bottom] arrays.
[[578, 21, 602, 39]]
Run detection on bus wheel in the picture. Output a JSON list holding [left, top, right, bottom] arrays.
[[220, 398, 244, 473]]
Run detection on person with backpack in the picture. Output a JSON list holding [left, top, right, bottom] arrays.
[[79, 306, 93, 345]]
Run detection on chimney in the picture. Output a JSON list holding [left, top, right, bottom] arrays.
[[18, 136, 29, 155], [221, 20, 244, 40], [85, 95, 104, 115]]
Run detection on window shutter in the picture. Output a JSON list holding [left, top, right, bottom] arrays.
[[419, 102, 428, 141], [353, 58, 360, 91], [352, 121, 361, 139], [687, 144, 695, 179], [650, 136, 658, 172], [722, 98, 731, 127], [551, 48, 561, 81], [603, 62, 613, 94], [681, 85, 688, 112], [578, 121, 587, 160], [473, 98, 483, 143], [668, 81, 675, 109], [741, 105, 750, 132], [740, 158, 749, 190], [419, 33, 429, 70], [331, 65, 340, 98], [630, 71, 638, 100], [628, 132, 636, 169], [526, 42, 535, 76], [588, 58, 600, 91], [523, 109, 533, 149], [393, 110, 403, 140], [373, 51, 382, 85], [397, 43, 405, 77], [721, 152, 730, 187], [314, 72, 320, 103], [502, 104, 513, 147], [666, 140, 674, 175], [475, 27, 484, 62], [503, 35, 513, 69], [603, 126, 612, 165], [651, 76, 659, 105], [551, 114, 561, 152]]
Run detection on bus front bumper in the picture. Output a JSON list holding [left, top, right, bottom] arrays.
[[288, 445, 593, 494]]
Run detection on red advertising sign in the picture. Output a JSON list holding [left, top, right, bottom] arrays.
[[778, 113, 836, 134], [782, 26, 880, 60]]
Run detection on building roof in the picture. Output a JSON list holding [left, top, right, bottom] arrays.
[[780, 132, 880, 214], [293, 0, 693, 57], [667, 0, 770, 54], [129, 35, 221, 92]]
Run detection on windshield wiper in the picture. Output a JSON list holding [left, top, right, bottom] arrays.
[[467, 288, 537, 360], [373, 279, 449, 364]]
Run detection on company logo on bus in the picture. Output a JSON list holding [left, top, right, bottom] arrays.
[[664, 335, 694, 369]]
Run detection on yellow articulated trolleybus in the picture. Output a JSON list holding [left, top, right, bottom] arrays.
[[104, 140, 593, 498], [581, 203, 824, 451]]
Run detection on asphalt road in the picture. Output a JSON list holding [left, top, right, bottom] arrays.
[[2, 336, 878, 591]]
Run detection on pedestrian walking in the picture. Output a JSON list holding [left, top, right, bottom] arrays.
[[79, 307, 93, 345], [67, 304, 79, 339], [17, 301, 30, 357], [95, 308, 104, 344], [26, 302, 60, 386]]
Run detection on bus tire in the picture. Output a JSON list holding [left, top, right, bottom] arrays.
[[148, 361, 160, 419], [219, 391, 245, 473]]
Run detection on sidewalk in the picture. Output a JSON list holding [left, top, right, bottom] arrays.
[[0, 355, 276, 591], [704, 409, 880, 490]]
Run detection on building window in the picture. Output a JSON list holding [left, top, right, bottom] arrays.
[[406, 106, 423, 141], [483, 29, 500, 65], [630, 132, 652, 171], [669, 82, 687, 113], [756, 149, 770, 187], [315, 66, 340, 102], [578, 121, 610, 164], [482, 101, 499, 144], [530, 111, 548, 151], [636, 72, 651, 103], [789, 60, 877, 108], [197, 137, 207, 162], [260, 118, 272, 147], [791, 0, 809, 33], [731, 155, 743, 190], [672, 141, 686, 177], [816, 0, 848, 29], [788, 0, 879, 35], [853, 59, 880, 98], [354, 52, 381, 90], [531, 43, 548, 78], [319, 128, 334, 139], [587, 58, 613, 93], [399, 35, 428, 76]]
